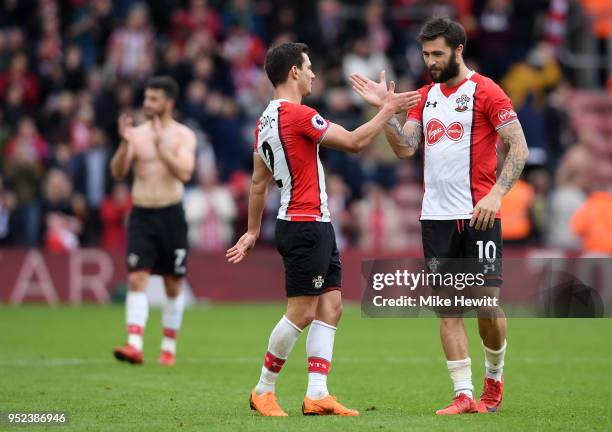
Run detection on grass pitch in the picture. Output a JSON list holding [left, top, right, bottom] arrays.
[[1, 304, 611, 431]]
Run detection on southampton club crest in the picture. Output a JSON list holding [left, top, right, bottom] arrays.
[[313, 275, 325, 289], [427, 257, 441, 273], [455, 94, 470, 112]]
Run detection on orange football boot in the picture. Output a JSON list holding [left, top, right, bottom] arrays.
[[302, 395, 359, 416], [249, 389, 288, 417]]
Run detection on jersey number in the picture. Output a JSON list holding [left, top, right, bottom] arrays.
[[262, 141, 283, 188], [476, 240, 496, 261], [174, 249, 186, 274]]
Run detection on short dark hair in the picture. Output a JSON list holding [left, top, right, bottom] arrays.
[[264, 42, 309, 87], [146, 76, 179, 101], [417, 18, 467, 50]]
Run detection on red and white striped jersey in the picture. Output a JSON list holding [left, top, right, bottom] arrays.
[[407, 71, 518, 220], [254, 99, 332, 222]]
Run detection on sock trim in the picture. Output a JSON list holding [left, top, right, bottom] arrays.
[[311, 319, 337, 331], [483, 340, 507, 355], [127, 324, 143, 335], [307, 356, 331, 375], [282, 315, 303, 333], [264, 351, 286, 373], [163, 328, 177, 339], [447, 357, 471, 368]]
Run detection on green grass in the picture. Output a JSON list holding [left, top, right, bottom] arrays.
[[1, 304, 611, 431]]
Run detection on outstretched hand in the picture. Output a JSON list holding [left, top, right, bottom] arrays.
[[351, 70, 421, 113], [226, 232, 258, 264], [350, 70, 389, 108], [381, 80, 422, 114]]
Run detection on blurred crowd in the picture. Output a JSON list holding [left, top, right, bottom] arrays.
[[1, 0, 611, 253]]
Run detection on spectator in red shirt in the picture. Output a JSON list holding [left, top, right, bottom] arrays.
[[0, 53, 39, 110], [170, 0, 222, 48], [99, 182, 132, 250]]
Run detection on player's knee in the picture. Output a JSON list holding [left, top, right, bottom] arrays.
[[440, 317, 463, 329], [477, 316, 498, 336], [329, 300, 343, 323], [127, 272, 148, 292], [164, 276, 182, 298], [294, 312, 316, 329]]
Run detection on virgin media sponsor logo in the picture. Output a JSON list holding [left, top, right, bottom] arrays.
[[425, 119, 464, 145], [497, 108, 517, 123]]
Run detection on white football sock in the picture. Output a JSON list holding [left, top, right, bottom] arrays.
[[161, 292, 185, 355], [255, 315, 302, 395], [447, 357, 473, 399], [126, 291, 148, 351], [483, 340, 506, 382], [306, 320, 336, 400]]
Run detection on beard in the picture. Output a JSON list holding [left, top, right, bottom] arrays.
[[145, 106, 167, 119], [429, 52, 460, 83]]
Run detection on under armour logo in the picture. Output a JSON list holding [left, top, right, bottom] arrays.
[[483, 264, 496, 274], [426, 101, 438, 108]]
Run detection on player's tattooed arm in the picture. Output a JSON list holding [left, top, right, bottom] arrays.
[[495, 121, 529, 194], [470, 120, 529, 230], [383, 117, 422, 159]]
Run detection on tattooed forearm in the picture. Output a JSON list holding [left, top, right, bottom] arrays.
[[383, 116, 422, 158], [495, 122, 529, 194]]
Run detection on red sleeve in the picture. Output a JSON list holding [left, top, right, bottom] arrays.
[[482, 79, 518, 130], [406, 85, 432, 125], [291, 104, 330, 143]]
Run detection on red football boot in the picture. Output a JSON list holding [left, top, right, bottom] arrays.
[[435, 393, 478, 415], [159, 350, 176, 366], [113, 344, 143, 365], [477, 377, 504, 413]]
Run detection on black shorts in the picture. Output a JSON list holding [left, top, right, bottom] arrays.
[[127, 202, 188, 277], [275, 220, 342, 297], [421, 219, 503, 285]]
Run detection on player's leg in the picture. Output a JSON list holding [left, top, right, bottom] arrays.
[[422, 220, 477, 415], [157, 203, 189, 366], [305, 290, 341, 401], [159, 275, 185, 366], [302, 224, 358, 416], [250, 295, 315, 416], [114, 207, 155, 364], [465, 218, 506, 412], [114, 270, 150, 364], [250, 220, 318, 416], [256, 295, 316, 396], [439, 316, 475, 399]]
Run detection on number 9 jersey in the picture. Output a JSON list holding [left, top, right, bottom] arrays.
[[254, 99, 332, 222]]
